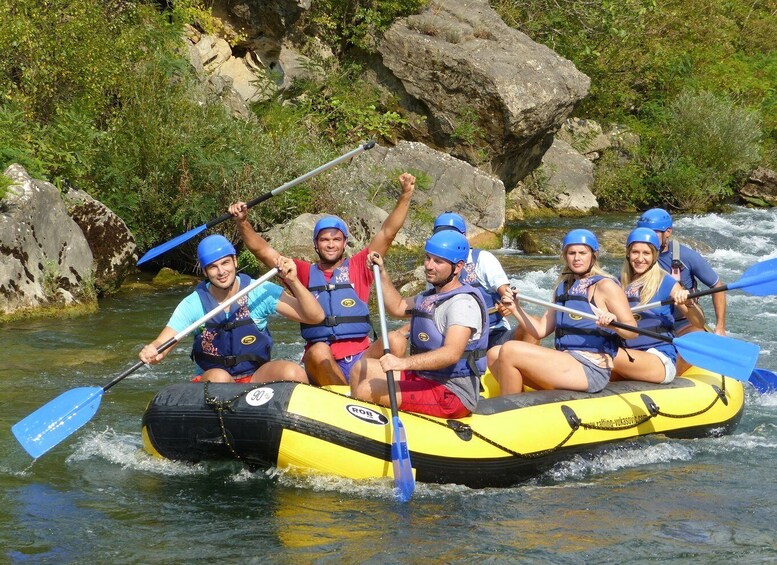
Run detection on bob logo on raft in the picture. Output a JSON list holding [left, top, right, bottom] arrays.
[[245, 387, 274, 407], [346, 404, 389, 425], [241, 335, 257, 345], [341, 299, 356, 308]]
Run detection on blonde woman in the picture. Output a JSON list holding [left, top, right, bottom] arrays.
[[612, 227, 701, 383], [490, 229, 637, 395]]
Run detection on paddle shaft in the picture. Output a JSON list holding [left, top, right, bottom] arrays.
[[202, 141, 376, 231], [102, 267, 279, 392], [518, 294, 673, 344], [631, 283, 729, 314], [372, 264, 401, 415]]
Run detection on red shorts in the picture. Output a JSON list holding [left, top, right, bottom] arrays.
[[191, 374, 252, 384], [395, 371, 470, 419]]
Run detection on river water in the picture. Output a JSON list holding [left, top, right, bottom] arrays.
[[2, 207, 776, 563]]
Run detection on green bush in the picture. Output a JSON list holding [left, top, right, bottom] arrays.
[[644, 90, 762, 210], [304, 0, 428, 53]]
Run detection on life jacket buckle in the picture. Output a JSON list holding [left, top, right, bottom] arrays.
[[324, 315, 338, 327], [223, 355, 238, 368]]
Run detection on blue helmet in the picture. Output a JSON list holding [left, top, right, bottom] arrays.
[[626, 227, 660, 251], [313, 216, 348, 240], [424, 231, 469, 264], [562, 229, 599, 252], [433, 211, 467, 235], [636, 208, 672, 231], [197, 234, 236, 268]]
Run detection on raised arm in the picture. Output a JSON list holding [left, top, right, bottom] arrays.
[[367, 172, 415, 256], [229, 201, 281, 268]]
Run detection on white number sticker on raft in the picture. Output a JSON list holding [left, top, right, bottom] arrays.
[[346, 404, 389, 425], [245, 388, 274, 407]]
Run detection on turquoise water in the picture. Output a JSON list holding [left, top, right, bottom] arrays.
[[2, 207, 777, 562]]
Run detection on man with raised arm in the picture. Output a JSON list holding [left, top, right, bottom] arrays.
[[229, 172, 415, 386]]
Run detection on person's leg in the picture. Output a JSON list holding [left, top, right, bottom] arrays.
[[512, 323, 541, 346], [497, 342, 590, 394], [365, 323, 410, 358], [675, 324, 703, 375], [199, 368, 234, 383], [486, 344, 503, 379], [612, 348, 669, 384], [350, 358, 397, 405], [303, 342, 347, 386], [252, 360, 309, 384]]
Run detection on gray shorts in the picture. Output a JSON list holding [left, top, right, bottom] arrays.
[[567, 351, 612, 393]]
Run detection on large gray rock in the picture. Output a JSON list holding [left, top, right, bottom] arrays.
[[375, 0, 590, 189], [0, 165, 95, 315], [338, 141, 505, 248], [65, 188, 138, 296], [739, 167, 777, 207]]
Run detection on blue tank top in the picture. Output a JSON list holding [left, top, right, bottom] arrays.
[[191, 273, 273, 376], [554, 275, 618, 357], [299, 259, 372, 343]]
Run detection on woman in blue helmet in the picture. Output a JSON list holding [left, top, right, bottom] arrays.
[[139, 234, 324, 383], [350, 231, 488, 418], [490, 229, 637, 394], [636, 208, 726, 337], [612, 228, 701, 384]]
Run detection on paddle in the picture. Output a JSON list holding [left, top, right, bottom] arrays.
[[516, 294, 760, 382], [748, 369, 777, 394], [12, 268, 280, 459], [137, 141, 376, 265], [631, 257, 777, 313], [372, 263, 415, 502]]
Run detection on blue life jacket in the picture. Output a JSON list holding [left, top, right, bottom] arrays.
[[300, 259, 372, 343], [554, 275, 618, 357], [409, 284, 489, 379], [624, 273, 678, 361], [191, 273, 273, 376], [458, 248, 504, 328]]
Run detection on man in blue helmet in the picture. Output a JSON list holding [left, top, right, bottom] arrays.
[[138, 234, 324, 383], [432, 211, 514, 349], [636, 208, 726, 336], [228, 172, 415, 385], [350, 231, 488, 418]]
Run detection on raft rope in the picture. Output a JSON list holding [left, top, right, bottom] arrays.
[[406, 375, 731, 460], [202, 381, 251, 461]]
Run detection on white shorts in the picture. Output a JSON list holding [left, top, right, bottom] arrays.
[[647, 347, 677, 384]]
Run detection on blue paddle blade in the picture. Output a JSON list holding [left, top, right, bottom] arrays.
[[748, 368, 777, 393], [390, 416, 415, 502], [729, 258, 777, 296], [12, 387, 105, 458], [137, 224, 208, 266], [674, 332, 760, 381]]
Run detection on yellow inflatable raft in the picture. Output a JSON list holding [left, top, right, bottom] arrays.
[[141, 367, 744, 488]]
